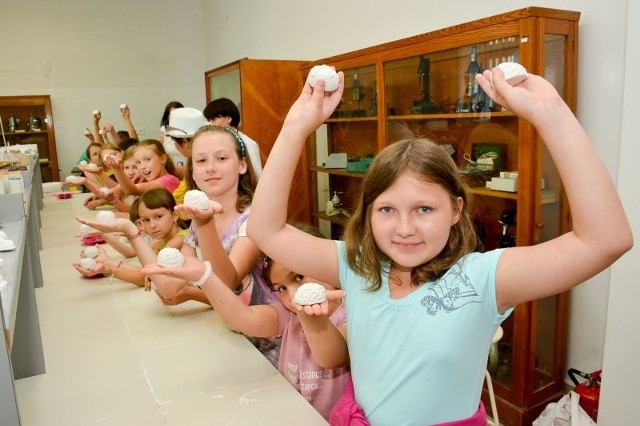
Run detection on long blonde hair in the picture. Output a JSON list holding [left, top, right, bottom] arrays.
[[343, 138, 478, 291]]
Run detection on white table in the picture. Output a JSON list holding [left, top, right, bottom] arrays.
[[0, 159, 45, 425]]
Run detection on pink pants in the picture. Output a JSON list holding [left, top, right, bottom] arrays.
[[329, 377, 487, 426]]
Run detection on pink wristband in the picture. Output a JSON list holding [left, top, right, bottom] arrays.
[[193, 261, 212, 288]]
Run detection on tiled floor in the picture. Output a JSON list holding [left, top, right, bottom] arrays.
[[14, 193, 327, 426]]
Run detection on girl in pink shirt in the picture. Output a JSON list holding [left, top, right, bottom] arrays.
[[104, 139, 180, 196], [140, 222, 350, 420]]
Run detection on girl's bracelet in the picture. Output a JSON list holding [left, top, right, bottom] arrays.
[[127, 229, 143, 241], [108, 260, 124, 284], [193, 261, 212, 289]]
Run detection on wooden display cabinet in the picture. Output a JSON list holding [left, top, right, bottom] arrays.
[[0, 95, 59, 182], [205, 58, 308, 222], [301, 7, 579, 425]]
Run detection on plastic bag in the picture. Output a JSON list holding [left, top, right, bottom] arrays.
[[532, 391, 597, 426]]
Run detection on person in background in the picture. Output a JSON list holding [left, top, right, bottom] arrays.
[[161, 106, 207, 180], [203, 97, 263, 176], [246, 68, 633, 425], [158, 101, 187, 174], [140, 221, 350, 421]]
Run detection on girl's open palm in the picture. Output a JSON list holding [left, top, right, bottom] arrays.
[[141, 256, 206, 283], [174, 201, 222, 225], [76, 216, 137, 235]]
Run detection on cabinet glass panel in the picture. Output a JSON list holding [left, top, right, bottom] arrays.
[[312, 65, 377, 238], [532, 33, 569, 392], [208, 68, 241, 107]]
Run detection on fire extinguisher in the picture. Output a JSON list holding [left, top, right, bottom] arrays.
[[568, 368, 601, 421]]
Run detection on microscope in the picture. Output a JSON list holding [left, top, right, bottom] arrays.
[[411, 56, 441, 114], [496, 207, 517, 248], [462, 45, 493, 113]]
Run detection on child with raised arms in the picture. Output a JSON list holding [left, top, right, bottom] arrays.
[[246, 68, 633, 425], [103, 139, 180, 196]]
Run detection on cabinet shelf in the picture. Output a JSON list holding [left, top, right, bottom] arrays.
[[309, 165, 367, 178], [311, 211, 350, 226], [389, 111, 515, 121], [0, 95, 59, 182], [470, 187, 560, 204], [4, 130, 48, 136], [326, 116, 378, 123]]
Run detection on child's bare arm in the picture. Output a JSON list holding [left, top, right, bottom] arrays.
[[476, 68, 633, 312], [142, 257, 280, 336], [248, 74, 345, 288], [296, 293, 349, 369]]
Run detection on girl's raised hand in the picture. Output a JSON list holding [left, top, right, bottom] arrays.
[[141, 256, 206, 283], [476, 68, 566, 127], [283, 70, 345, 138]]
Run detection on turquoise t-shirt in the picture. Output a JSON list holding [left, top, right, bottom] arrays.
[[336, 241, 512, 425]]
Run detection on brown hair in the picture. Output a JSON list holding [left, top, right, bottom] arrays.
[[134, 139, 177, 176], [342, 138, 478, 291], [184, 125, 257, 213], [138, 187, 187, 230]]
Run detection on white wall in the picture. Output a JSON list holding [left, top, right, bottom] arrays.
[[0, 0, 207, 177], [599, 0, 640, 423]]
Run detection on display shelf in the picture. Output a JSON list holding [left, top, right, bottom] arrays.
[[0, 95, 59, 182]]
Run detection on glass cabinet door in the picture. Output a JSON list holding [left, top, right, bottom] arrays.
[[530, 25, 574, 398], [206, 65, 241, 123], [310, 64, 378, 238]]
